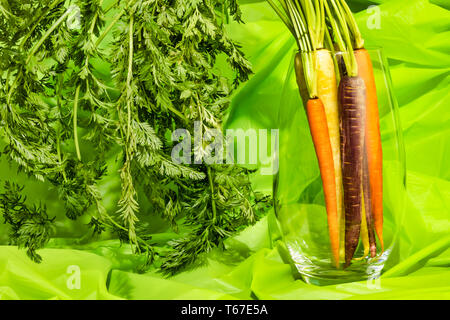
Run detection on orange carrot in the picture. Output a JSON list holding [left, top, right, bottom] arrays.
[[362, 150, 377, 257], [305, 98, 340, 268], [355, 48, 384, 251]]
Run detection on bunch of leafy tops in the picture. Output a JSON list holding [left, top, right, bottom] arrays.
[[0, 0, 270, 274]]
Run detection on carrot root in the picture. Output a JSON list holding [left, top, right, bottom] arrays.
[[339, 75, 366, 267], [316, 49, 343, 265], [355, 48, 384, 251], [305, 98, 340, 268]]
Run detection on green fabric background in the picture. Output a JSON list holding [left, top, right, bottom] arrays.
[[0, 0, 449, 300]]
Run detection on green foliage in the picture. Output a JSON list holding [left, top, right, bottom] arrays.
[[161, 167, 271, 274], [0, 0, 270, 274], [0, 182, 55, 263]]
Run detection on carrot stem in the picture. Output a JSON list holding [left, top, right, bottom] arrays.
[[338, 0, 364, 49], [73, 85, 82, 161], [325, 0, 358, 77], [266, 0, 295, 35]]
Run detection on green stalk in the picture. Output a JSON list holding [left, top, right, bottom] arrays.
[[338, 0, 364, 49], [104, 0, 120, 14], [83, 1, 105, 90], [324, 26, 341, 84], [291, 1, 310, 49], [102, 212, 153, 257], [6, 70, 21, 105], [8, 0, 67, 116], [324, 1, 348, 65], [328, 0, 357, 76], [166, 104, 189, 123], [126, 15, 134, 142], [286, 0, 317, 98], [267, 0, 295, 35], [95, 8, 124, 47], [300, 0, 316, 50], [18, 0, 64, 50], [4, 68, 11, 96], [25, 7, 72, 65], [88, 0, 104, 35], [56, 130, 66, 180], [96, 0, 137, 47], [224, 0, 230, 24], [287, 1, 309, 51], [0, 0, 12, 17], [279, 0, 290, 16], [56, 73, 67, 182], [318, 0, 326, 48], [267, 0, 330, 98], [73, 85, 82, 161], [207, 167, 218, 222]]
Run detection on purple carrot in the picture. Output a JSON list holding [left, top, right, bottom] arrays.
[[339, 75, 367, 267]]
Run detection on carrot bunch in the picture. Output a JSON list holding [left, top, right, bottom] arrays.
[[267, 0, 383, 267]]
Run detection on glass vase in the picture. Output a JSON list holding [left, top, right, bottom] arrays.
[[272, 48, 406, 285]]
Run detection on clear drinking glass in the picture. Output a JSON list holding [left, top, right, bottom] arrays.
[[273, 48, 406, 285]]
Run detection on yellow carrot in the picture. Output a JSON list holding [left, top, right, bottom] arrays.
[[315, 49, 343, 265], [295, 50, 343, 267]]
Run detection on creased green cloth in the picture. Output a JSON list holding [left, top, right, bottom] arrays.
[[0, 0, 449, 300]]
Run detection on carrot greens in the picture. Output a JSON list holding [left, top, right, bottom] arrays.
[[0, 0, 270, 274]]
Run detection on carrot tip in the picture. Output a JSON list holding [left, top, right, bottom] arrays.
[[370, 246, 377, 258]]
